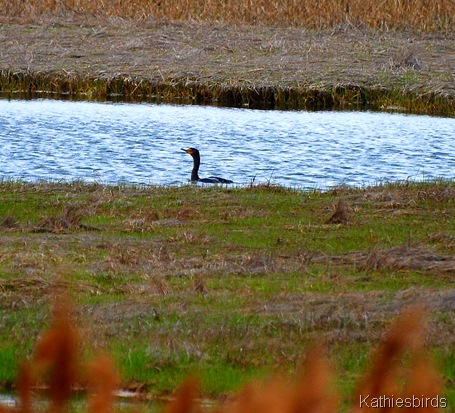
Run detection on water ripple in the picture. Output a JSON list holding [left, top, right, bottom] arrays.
[[0, 99, 453, 188]]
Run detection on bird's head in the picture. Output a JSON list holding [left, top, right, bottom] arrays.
[[181, 148, 199, 157]]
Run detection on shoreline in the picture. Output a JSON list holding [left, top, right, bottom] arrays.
[[0, 18, 454, 115]]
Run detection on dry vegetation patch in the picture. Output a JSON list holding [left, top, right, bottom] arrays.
[[325, 200, 352, 225], [323, 245, 455, 274], [257, 289, 455, 345], [0, 6, 453, 112], [32, 204, 98, 233], [1, 0, 453, 31]]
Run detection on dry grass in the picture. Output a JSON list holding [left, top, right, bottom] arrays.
[[0, 10, 453, 113], [0, 295, 445, 413], [32, 205, 98, 234], [1, 0, 453, 31], [325, 200, 351, 225], [324, 245, 455, 274]]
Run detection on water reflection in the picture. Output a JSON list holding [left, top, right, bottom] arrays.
[[0, 99, 453, 188]]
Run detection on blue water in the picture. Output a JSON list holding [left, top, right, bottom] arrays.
[[0, 99, 453, 188]]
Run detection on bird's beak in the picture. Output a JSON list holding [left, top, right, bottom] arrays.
[[181, 148, 191, 154]]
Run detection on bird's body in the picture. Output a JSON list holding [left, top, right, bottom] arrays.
[[181, 148, 233, 184]]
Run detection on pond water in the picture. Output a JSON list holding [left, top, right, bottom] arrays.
[[0, 99, 453, 188], [0, 393, 15, 408], [0, 390, 159, 412]]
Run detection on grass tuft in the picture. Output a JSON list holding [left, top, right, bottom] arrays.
[[325, 200, 351, 225]]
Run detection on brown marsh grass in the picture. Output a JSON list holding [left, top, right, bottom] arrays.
[[2, 0, 453, 31], [1, 7, 453, 113], [0, 294, 446, 413]]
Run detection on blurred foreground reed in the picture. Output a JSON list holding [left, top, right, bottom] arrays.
[[0, 292, 446, 413]]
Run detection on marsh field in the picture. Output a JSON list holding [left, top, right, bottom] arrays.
[[0, 181, 454, 410], [0, 1, 454, 411], [0, 0, 454, 113]]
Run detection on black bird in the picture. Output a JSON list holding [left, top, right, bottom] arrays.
[[181, 147, 233, 184]]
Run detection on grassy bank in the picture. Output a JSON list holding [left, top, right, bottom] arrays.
[[0, 1, 454, 114], [2, 69, 454, 115], [0, 181, 454, 408]]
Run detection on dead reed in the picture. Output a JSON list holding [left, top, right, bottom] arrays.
[[2, 0, 453, 31], [325, 200, 351, 225], [1, 69, 452, 114], [0, 294, 446, 413]]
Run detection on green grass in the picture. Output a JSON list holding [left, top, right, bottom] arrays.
[[0, 180, 454, 409], [0, 346, 22, 382]]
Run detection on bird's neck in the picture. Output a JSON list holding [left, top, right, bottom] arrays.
[[191, 155, 200, 181]]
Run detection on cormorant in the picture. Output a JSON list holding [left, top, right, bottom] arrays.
[[181, 147, 233, 184]]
